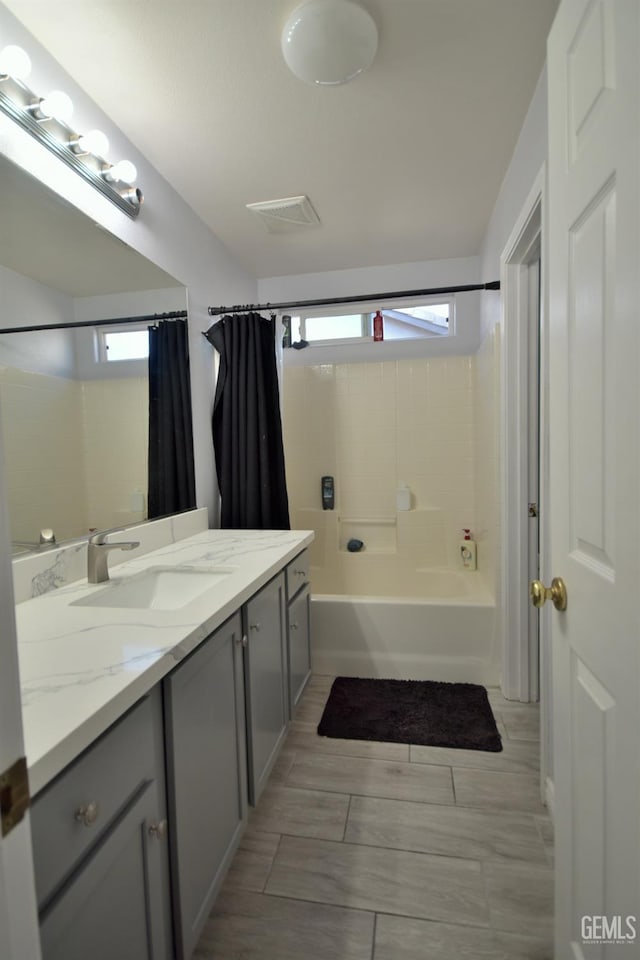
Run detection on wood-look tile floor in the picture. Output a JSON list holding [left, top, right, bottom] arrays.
[[194, 676, 554, 960]]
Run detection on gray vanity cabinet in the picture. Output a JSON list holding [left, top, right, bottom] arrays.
[[32, 690, 172, 960], [163, 611, 247, 960], [244, 572, 288, 805], [288, 581, 311, 712], [39, 780, 170, 960], [286, 549, 311, 714]]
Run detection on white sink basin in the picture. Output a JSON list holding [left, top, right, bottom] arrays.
[[72, 566, 235, 611]]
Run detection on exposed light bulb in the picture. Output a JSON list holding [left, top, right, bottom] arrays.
[[77, 129, 110, 157], [107, 160, 137, 184], [39, 90, 74, 123], [0, 44, 32, 81]]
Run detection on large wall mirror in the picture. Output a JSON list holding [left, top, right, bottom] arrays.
[[0, 153, 187, 554]]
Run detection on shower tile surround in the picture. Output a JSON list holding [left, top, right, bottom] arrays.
[[282, 356, 478, 573], [194, 676, 553, 959], [0, 365, 148, 543]]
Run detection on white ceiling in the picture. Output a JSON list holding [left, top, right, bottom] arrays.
[[2, 0, 559, 279]]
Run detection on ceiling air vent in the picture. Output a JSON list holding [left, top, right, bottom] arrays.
[[246, 195, 321, 234]]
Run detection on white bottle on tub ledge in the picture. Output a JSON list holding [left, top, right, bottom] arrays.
[[396, 482, 411, 511], [460, 529, 477, 570]]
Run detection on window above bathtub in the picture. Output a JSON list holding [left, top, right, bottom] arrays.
[[280, 287, 484, 365], [288, 297, 453, 349], [97, 324, 150, 362]]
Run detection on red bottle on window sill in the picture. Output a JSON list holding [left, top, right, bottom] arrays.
[[373, 310, 384, 341]]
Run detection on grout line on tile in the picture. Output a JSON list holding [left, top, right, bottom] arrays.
[[278, 781, 457, 805], [370, 912, 378, 960], [261, 832, 283, 890], [342, 794, 353, 842], [259, 888, 490, 928], [261, 888, 405, 920]]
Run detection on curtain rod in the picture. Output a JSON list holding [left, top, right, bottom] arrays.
[[0, 310, 188, 336], [206, 281, 500, 318]]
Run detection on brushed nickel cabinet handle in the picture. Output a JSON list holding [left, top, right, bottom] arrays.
[[148, 819, 168, 840], [74, 801, 99, 827]]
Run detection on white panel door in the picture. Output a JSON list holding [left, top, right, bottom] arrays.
[[547, 1, 640, 957]]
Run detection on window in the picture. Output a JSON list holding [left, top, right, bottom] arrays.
[[289, 298, 452, 347], [97, 326, 149, 362], [302, 314, 366, 340]]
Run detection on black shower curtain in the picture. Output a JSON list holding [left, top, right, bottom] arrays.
[[147, 319, 196, 519], [204, 312, 290, 529]]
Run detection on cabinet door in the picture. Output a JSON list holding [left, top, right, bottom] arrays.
[[245, 573, 287, 804], [288, 585, 311, 713], [164, 612, 247, 960], [39, 780, 171, 960]]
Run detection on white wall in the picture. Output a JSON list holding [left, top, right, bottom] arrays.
[[0, 3, 257, 525], [481, 68, 548, 284], [0, 264, 76, 377]]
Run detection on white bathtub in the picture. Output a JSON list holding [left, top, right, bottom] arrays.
[[310, 559, 497, 685]]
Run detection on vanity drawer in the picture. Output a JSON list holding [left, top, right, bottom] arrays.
[[31, 692, 158, 910], [286, 549, 309, 600]]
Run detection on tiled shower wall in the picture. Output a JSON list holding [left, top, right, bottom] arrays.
[[81, 378, 148, 532], [473, 325, 501, 597], [0, 366, 87, 543], [282, 356, 479, 574], [0, 366, 148, 542]]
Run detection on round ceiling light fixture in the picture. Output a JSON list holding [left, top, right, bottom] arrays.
[[281, 0, 378, 85]]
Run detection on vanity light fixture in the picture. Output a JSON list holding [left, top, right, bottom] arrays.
[[70, 129, 110, 158], [31, 89, 74, 123], [0, 44, 31, 81], [0, 43, 142, 217], [103, 159, 137, 184]]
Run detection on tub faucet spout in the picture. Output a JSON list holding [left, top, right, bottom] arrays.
[[87, 527, 140, 584]]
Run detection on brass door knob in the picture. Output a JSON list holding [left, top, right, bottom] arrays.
[[530, 577, 568, 611]]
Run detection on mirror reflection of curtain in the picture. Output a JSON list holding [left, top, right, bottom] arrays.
[[147, 319, 196, 519], [205, 312, 290, 529]]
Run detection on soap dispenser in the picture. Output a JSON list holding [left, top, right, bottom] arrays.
[[396, 482, 411, 511], [460, 529, 477, 570]]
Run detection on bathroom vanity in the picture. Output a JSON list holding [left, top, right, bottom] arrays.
[[15, 523, 313, 960]]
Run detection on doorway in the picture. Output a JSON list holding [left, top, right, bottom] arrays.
[[501, 172, 546, 706]]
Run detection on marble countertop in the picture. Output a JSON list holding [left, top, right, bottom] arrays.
[[16, 528, 313, 796]]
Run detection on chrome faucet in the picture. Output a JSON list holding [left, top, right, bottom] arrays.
[[87, 528, 141, 584]]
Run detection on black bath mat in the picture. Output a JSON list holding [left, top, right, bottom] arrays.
[[317, 677, 502, 752]]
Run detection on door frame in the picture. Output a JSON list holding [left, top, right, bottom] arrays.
[[500, 165, 549, 709]]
